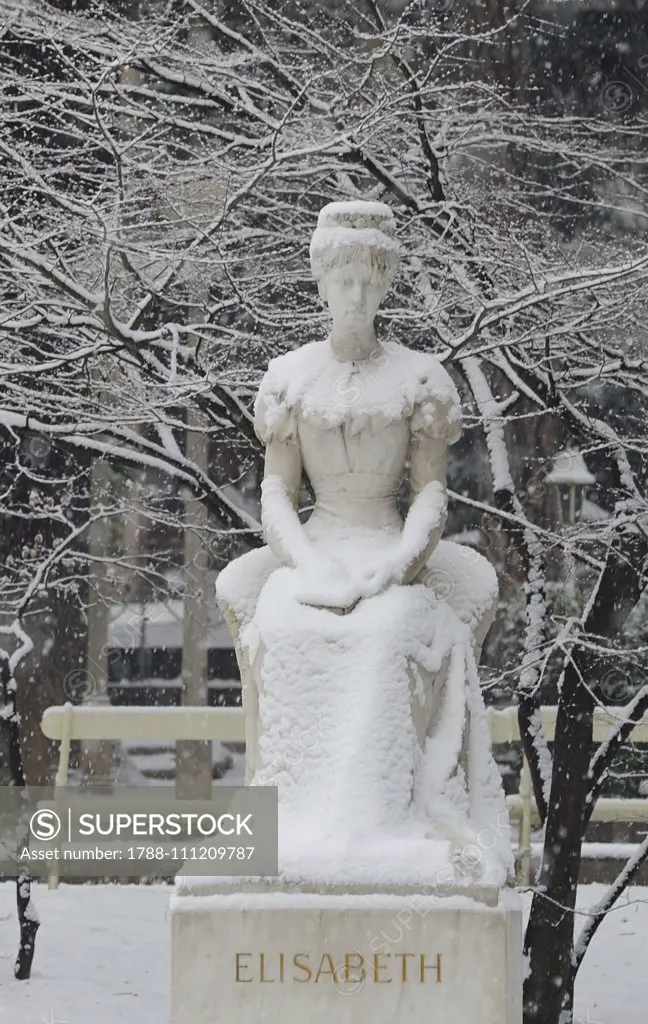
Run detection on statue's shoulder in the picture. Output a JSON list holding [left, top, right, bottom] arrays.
[[253, 342, 326, 443], [396, 347, 456, 395], [394, 348, 462, 444], [253, 343, 461, 443], [262, 342, 324, 388]]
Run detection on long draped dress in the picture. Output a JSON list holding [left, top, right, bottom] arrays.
[[217, 341, 511, 887]]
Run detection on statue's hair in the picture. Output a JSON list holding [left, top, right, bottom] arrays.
[[309, 200, 399, 286]]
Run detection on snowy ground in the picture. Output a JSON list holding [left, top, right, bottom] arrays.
[[0, 882, 646, 1023]]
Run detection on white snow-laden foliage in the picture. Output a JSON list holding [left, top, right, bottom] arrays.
[[2, 2, 648, 1020]]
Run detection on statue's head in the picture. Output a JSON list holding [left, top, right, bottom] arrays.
[[310, 201, 399, 333]]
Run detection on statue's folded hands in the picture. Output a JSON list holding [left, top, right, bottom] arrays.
[[292, 570, 363, 612], [261, 472, 362, 609], [355, 479, 449, 597]]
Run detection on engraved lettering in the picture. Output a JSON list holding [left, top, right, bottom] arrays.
[[372, 953, 392, 983], [394, 952, 415, 982], [314, 953, 338, 983], [234, 950, 443, 983], [235, 953, 252, 983], [260, 952, 275, 983], [292, 953, 312, 982], [344, 952, 366, 983], [420, 953, 442, 983]]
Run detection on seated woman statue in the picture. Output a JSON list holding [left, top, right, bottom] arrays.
[[217, 201, 511, 888]]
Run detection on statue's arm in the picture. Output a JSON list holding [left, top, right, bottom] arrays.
[[357, 433, 448, 596], [260, 438, 317, 570], [401, 434, 449, 580], [393, 433, 449, 585], [261, 437, 359, 609]]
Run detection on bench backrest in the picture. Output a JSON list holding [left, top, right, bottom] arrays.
[[41, 704, 246, 743], [41, 703, 648, 746]]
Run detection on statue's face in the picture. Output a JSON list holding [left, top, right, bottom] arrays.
[[321, 260, 386, 331]]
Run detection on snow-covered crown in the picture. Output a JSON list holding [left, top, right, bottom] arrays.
[[309, 200, 400, 284]]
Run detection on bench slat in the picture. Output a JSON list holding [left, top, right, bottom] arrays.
[[485, 706, 648, 744], [507, 795, 648, 823], [41, 705, 245, 743], [42, 704, 648, 745]]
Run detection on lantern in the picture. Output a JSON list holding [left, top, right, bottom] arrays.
[[545, 450, 596, 525]]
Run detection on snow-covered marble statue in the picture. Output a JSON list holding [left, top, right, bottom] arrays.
[[216, 201, 511, 888]]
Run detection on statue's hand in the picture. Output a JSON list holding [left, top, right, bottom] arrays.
[[294, 557, 362, 611], [356, 556, 399, 600], [356, 541, 424, 598], [357, 531, 434, 597]]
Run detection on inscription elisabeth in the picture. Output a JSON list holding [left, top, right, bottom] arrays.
[[234, 952, 443, 985]]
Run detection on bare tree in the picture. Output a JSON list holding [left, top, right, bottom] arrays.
[[2, 2, 648, 1018]]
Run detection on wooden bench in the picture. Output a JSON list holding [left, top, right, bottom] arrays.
[[487, 705, 648, 884], [41, 702, 648, 887], [40, 704, 246, 887]]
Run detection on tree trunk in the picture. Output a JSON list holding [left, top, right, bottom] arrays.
[[80, 453, 114, 787], [175, 260, 215, 799], [1, 655, 40, 980], [523, 532, 648, 1023], [523, 672, 593, 1023], [175, 405, 213, 799]]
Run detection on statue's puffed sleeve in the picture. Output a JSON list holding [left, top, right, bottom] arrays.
[[253, 356, 314, 569], [410, 362, 462, 445], [253, 363, 298, 445]]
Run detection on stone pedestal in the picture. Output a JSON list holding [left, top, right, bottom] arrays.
[[171, 882, 522, 1024]]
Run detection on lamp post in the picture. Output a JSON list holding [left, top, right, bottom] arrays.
[[545, 450, 596, 526], [545, 450, 596, 597]]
